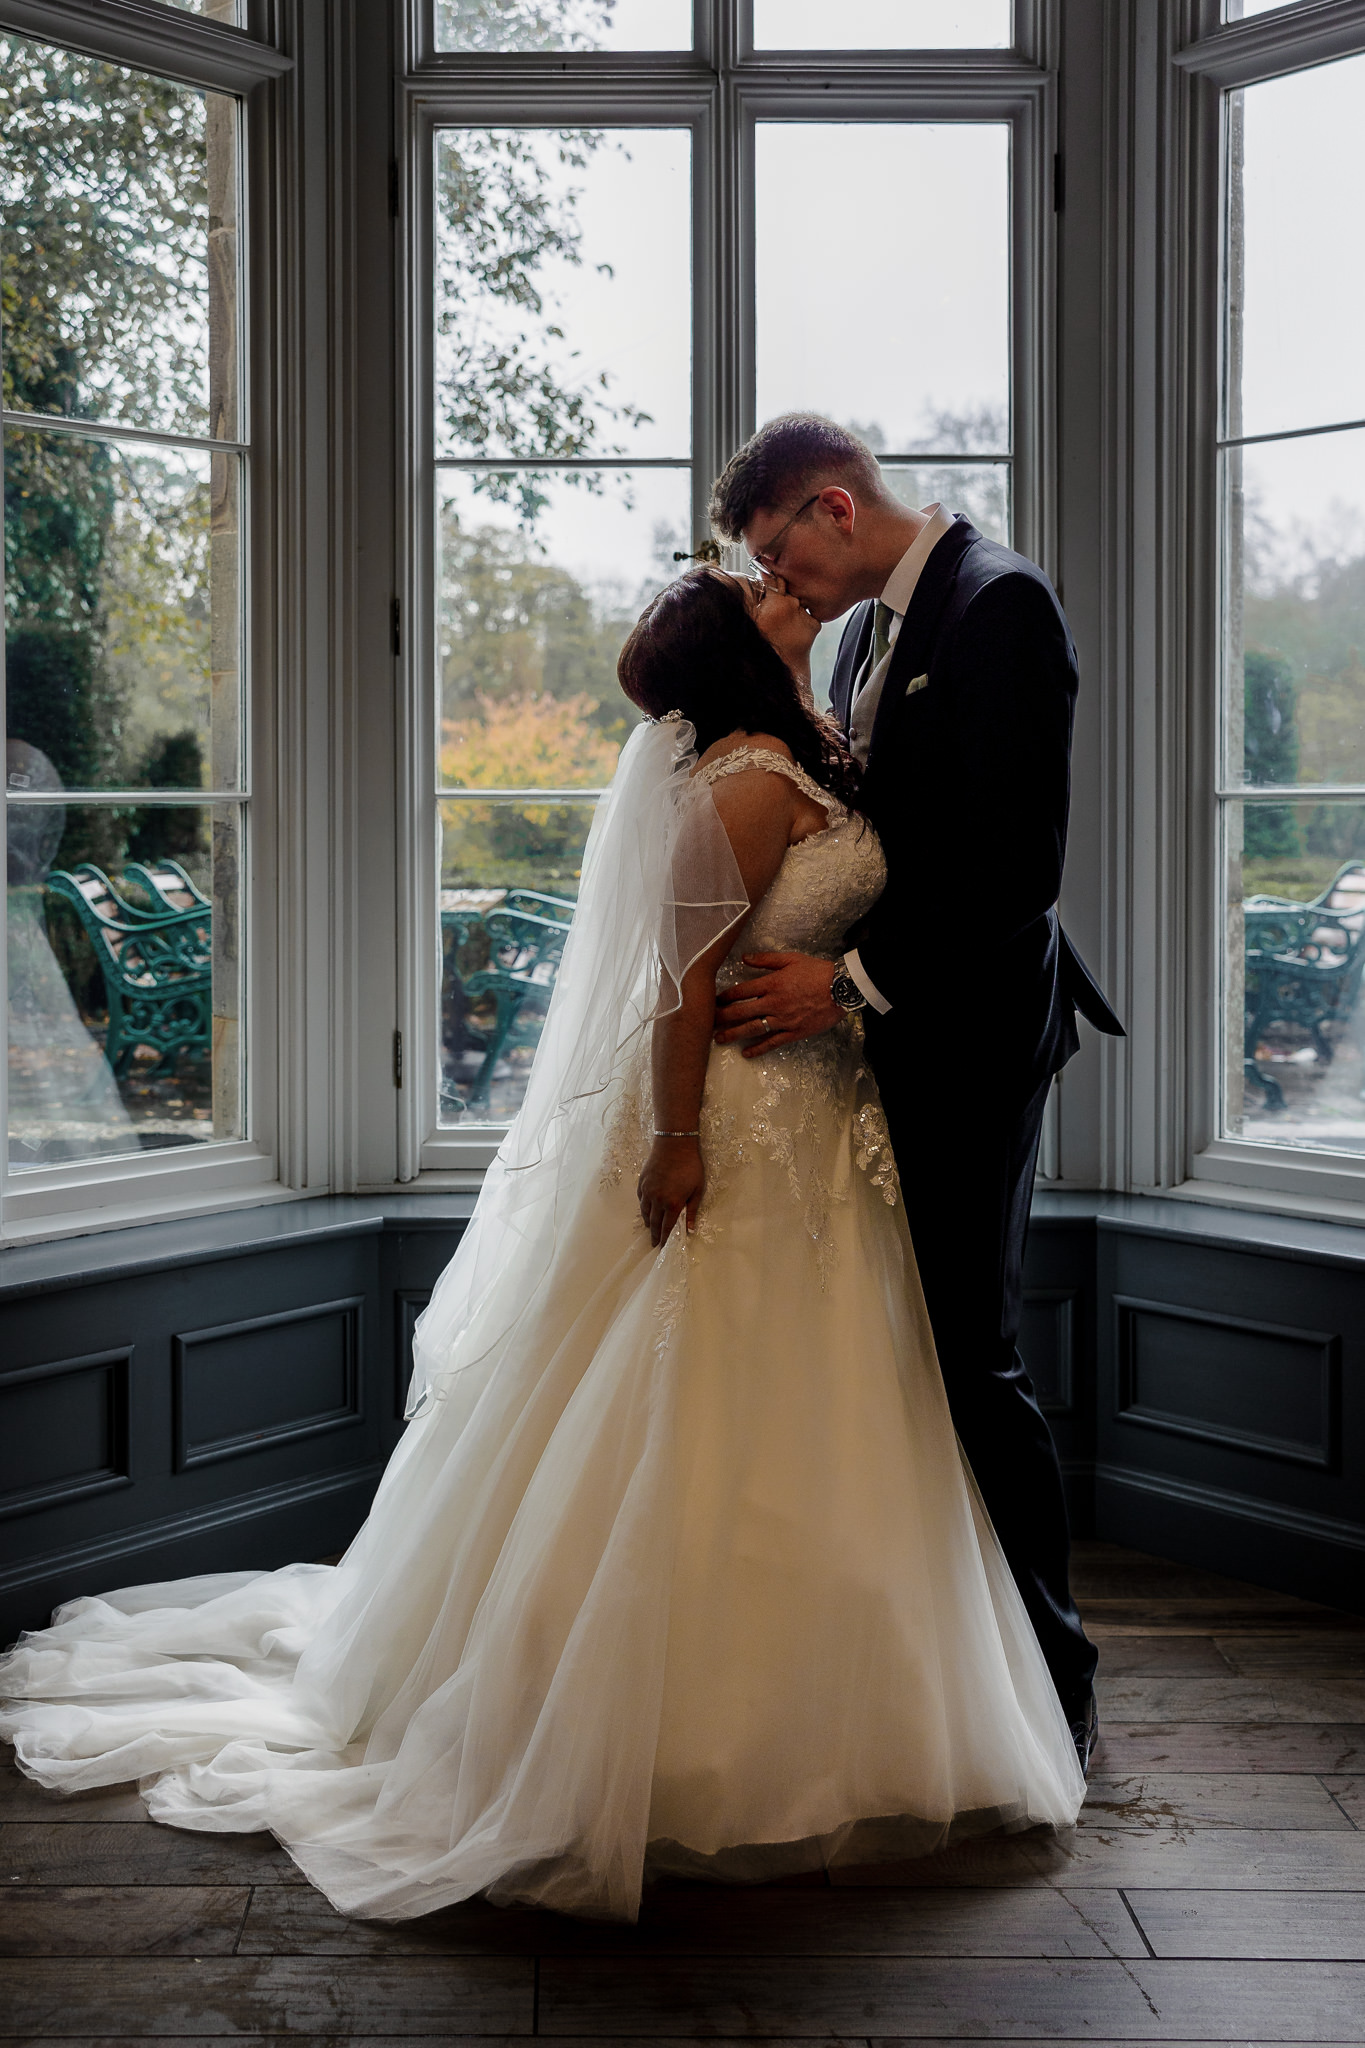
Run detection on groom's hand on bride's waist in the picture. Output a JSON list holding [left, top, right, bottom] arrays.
[[713, 952, 841, 1057]]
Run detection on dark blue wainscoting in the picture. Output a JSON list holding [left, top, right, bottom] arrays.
[[1, 1190, 1362, 1642], [0, 1198, 472, 1644]]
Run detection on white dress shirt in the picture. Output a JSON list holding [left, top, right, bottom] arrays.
[[844, 503, 955, 1014]]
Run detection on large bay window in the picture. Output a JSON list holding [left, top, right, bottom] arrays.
[[1169, 0, 1365, 1212], [0, 0, 298, 1239], [406, 0, 1049, 1173]]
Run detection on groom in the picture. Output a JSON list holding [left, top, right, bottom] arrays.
[[708, 415, 1123, 1771]]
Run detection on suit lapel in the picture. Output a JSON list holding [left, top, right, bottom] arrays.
[[830, 600, 874, 733], [866, 516, 980, 761]]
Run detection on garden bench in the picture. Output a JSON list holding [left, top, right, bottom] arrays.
[[1243, 861, 1365, 1111], [440, 889, 575, 1112], [44, 862, 212, 1078]]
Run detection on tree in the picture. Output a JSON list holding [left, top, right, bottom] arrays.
[[1242, 651, 1302, 863], [437, 0, 616, 52], [1, 34, 211, 865], [432, 3, 652, 519]]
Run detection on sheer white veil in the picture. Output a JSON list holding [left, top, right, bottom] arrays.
[[406, 713, 748, 1418]]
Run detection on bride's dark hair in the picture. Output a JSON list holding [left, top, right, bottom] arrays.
[[617, 565, 861, 812]]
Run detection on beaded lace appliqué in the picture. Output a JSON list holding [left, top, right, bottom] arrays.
[[600, 744, 899, 1296]]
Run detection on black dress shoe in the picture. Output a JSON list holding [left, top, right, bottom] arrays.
[[1069, 1688, 1099, 1779]]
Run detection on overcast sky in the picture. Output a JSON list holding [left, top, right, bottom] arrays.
[[433, 41, 1365, 601]]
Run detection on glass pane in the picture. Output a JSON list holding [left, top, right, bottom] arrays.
[[149, 0, 244, 17], [808, 462, 1010, 710], [756, 124, 1009, 455], [754, 0, 1010, 48], [1224, 1, 1311, 16], [0, 37, 239, 440], [1226, 58, 1365, 443], [4, 428, 241, 793], [882, 462, 1009, 543], [439, 798, 595, 1125], [437, 467, 688, 785], [436, 0, 691, 51], [7, 798, 242, 1167], [1225, 800, 1365, 1153], [1224, 429, 1365, 788], [435, 127, 691, 460]]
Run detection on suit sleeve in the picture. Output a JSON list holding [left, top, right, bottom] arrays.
[[851, 572, 1076, 1015]]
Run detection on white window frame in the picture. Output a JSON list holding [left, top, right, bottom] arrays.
[[397, 0, 1060, 1182], [0, 0, 364, 1244], [1136, 0, 1365, 1221]]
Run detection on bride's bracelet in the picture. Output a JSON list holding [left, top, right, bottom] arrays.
[[654, 1128, 701, 1139]]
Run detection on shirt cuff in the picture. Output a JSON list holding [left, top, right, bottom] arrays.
[[844, 947, 891, 1015]]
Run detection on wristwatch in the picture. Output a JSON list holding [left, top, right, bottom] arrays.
[[829, 967, 867, 1013]]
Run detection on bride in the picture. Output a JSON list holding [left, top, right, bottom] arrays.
[[0, 565, 1084, 1923]]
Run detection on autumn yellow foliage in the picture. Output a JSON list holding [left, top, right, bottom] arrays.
[[440, 691, 621, 790]]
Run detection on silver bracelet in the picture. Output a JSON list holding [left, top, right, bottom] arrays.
[[654, 1128, 701, 1138]]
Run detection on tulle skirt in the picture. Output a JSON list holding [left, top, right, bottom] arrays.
[[0, 1034, 1084, 1921]]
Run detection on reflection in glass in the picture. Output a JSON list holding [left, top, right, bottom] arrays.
[[3, 429, 240, 792], [756, 124, 1009, 454], [436, 0, 690, 50], [434, 127, 691, 460], [6, 791, 241, 1166], [1224, 430, 1365, 787], [754, 0, 1010, 48], [1228, 801, 1365, 1153], [437, 468, 686, 785], [151, 0, 244, 16], [439, 799, 596, 1124], [0, 37, 238, 439], [1227, 58, 1365, 442]]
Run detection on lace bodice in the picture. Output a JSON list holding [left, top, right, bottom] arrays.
[[692, 746, 885, 976], [602, 743, 897, 1270]]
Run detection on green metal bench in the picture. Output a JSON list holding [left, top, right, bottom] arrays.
[[44, 861, 212, 1078], [440, 889, 575, 1114], [1244, 862, 1365, 1111]]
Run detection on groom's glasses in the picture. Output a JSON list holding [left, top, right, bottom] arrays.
[[747, 494, 820, 577]]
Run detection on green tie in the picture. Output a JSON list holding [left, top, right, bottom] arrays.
[[871, 599, 895, 672]]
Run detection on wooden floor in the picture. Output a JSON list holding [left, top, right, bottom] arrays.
[[3, 1539, 1365, 2044]]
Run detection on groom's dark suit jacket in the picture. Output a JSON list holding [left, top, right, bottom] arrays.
[[830, 515, 1122, 1098], [829, 516, 1120, 1713]]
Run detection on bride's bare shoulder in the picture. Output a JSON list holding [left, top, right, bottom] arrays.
[[693, 731, 795, 776]]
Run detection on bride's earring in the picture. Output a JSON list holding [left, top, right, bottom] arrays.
[[672, 539, 722, 564]]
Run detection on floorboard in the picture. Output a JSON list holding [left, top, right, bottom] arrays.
[[3, 1540, 1364, 2042]]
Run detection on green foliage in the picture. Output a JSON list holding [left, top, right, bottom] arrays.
[[441, 799, 593, 895], [1243, 651, 1302, 860], [436, 0, 614, 52], [127, 731, 207, 866], [436, 124, 650, 522], [1244, 547, 1365, 869], [1, 36, 212, 811], [0, 36, 209, 430], [438, 508, 659, 752]]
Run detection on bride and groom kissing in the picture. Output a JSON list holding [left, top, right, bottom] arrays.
[[1, 413, 1123, 1924]]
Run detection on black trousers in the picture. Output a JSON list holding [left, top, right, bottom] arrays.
[[868, 1046, 1097, 1716]]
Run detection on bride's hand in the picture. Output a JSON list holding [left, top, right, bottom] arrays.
[[637, 1137, 705, 1248]]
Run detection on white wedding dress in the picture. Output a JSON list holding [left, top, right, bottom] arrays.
[[0, 732, 1084, 1923]]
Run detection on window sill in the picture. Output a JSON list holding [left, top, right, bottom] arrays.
[[1185, 1136, 1365, 1219], [0, 1190, 478, 1298], [1, 1150, 291, 1250], [418, 1132, 505, 1175]]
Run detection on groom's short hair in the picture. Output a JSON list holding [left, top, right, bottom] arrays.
[[708, 414, 887, 542]]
